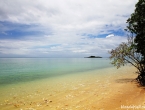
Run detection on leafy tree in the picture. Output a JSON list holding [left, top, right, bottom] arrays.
[[126, 0, 145, 63], [109, 36, 145, 85], [110, 0, 145, 86]]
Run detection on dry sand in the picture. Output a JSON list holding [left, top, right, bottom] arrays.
[[0, 66, 145, 110]]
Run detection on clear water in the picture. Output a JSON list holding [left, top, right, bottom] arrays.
[[0, 58, 112, 86]]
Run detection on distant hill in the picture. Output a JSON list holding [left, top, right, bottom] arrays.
[[84, 56, 102, 58]]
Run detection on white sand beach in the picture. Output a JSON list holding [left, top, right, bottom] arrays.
[[1, 66, 145, 110]]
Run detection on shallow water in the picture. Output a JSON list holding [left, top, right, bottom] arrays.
[[0, 58, 112, 85], [2, 58, 135, 110], [0, 65, 137, 110]]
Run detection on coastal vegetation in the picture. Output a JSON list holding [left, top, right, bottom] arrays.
[[109, 0, 145, 86]]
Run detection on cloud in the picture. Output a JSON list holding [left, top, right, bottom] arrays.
[[106, 34, 115, 38], [0, 0, 138, 57], [0, 34, 127, 57]]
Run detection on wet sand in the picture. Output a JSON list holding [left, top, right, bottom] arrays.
[[0, 66, 145, 110]]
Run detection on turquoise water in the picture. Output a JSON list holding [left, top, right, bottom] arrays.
[[0, 58, 112, 85]]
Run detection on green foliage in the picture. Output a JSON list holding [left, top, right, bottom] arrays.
[[126, 0, 145, 61], [109, 36, 145, 86], [109, 36, 143, 70], [124, 0, 145, 85], [109, 0, 145, 86]]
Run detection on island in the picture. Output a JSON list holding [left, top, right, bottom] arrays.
[[84, 56, 102, 58]]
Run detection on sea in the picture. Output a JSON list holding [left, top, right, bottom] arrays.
[[0, 58, 112, 86], [0, 58, 118, 110]]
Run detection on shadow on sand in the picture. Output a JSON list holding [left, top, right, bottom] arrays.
[[116, 78, 145, 90], [115, 78, 136, 83]]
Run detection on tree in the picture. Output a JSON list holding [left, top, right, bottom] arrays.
[[126, 0, 145, 63], [109, 36, 145, 86], [109, 0, 145, 86]]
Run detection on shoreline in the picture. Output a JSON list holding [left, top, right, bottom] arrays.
[[0, 66, 145, 110]]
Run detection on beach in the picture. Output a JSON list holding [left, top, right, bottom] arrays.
[[0, 0, 141, 109], [0, 64, 144, 110]]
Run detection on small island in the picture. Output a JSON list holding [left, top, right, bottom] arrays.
[[84, 56, 102, 58]]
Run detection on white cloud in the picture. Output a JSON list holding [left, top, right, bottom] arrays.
[[0, 0, 138, 57], [106, 34, 115, 38], [0, 34, 127, 57]]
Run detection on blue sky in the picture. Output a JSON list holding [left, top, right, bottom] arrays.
[[0, 0, 138, 57]]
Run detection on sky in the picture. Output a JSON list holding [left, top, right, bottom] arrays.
[[0, 0, 138, 58]]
